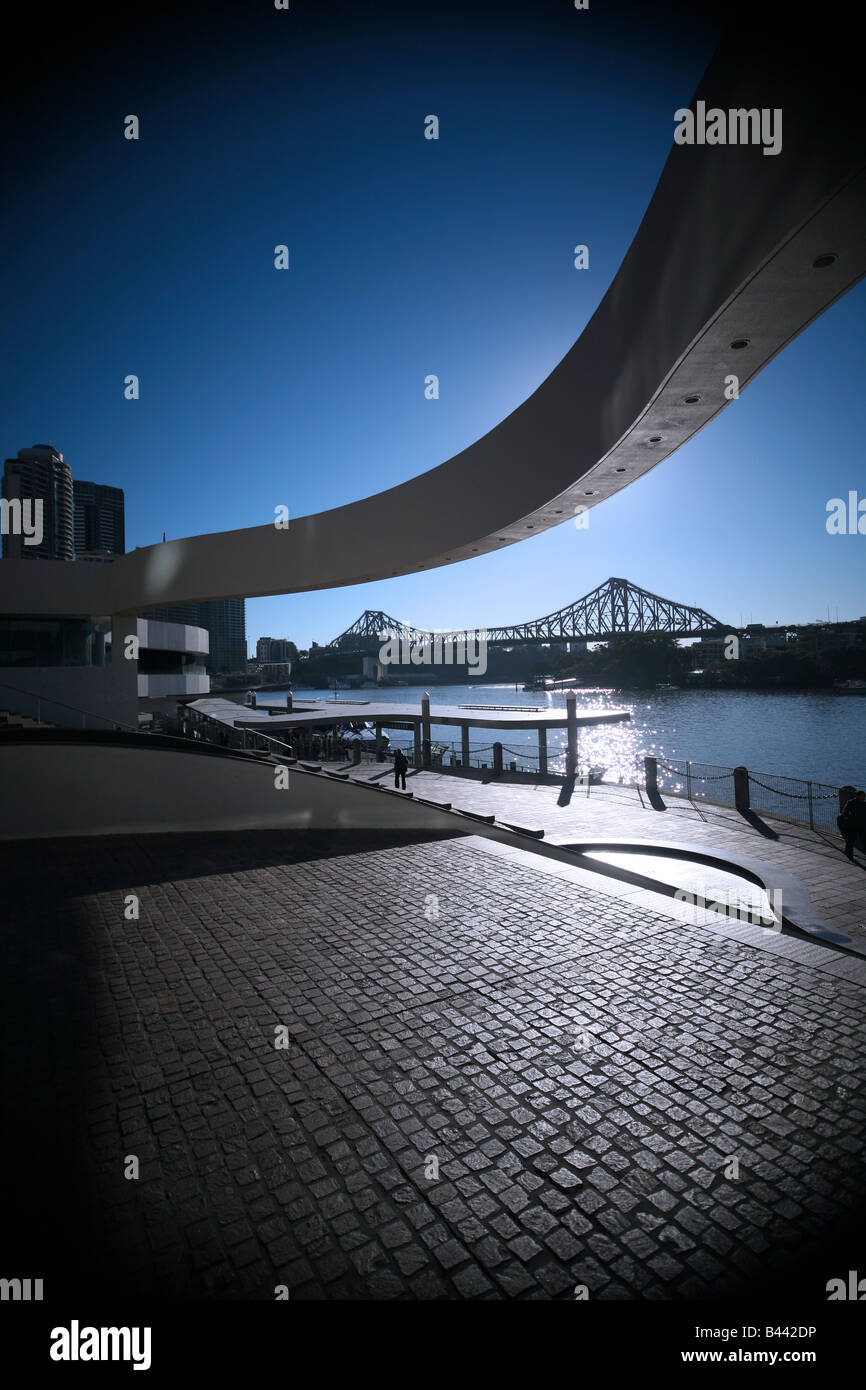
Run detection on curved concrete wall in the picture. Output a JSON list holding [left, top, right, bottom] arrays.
[[0, 743, 461, 840], [137, 674, 210, 698], [137, 619, 209, 655], [1, 26, 863, 618]]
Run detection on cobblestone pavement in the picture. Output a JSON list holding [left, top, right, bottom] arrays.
[[2, 828, 865, 1300], [338, 762, 866, 938]]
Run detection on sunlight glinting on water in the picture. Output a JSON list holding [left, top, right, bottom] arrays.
[[283, 683, 866, 788]]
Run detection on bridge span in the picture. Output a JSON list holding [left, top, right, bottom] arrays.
[[328, 577, 726, 651]]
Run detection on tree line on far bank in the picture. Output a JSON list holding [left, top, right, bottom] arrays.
[[548, 633, 866, 690]]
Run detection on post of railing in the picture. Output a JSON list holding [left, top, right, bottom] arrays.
[[733, 765, 750, 813], [493, 742, 503, 776], [807, 781, 814, 830], [644, 755, 658, 796], [686, 760, 692, 800], [421, 692, 431, 770], [565, 690, 577, 778]]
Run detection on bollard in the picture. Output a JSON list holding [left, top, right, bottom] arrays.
[[733, 765, 750, 812], [566, 690, 578, 778], [644, 755, 658, 796], [493, 742, 503, 775], [421, 692, 431, 770]]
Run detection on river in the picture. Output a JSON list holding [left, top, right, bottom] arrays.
[[258, 685, 866, 790]]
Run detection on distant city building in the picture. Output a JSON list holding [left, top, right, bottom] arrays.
[[2, 445, 74, 561], [73, 479, 125, 556], [699, 627, 791, 663], [259, 661, 292, 683], [256, 636, 292, 663]]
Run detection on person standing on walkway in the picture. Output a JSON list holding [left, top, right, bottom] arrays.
[[394, 747, 408, 790], [839, 788, 866, 860]]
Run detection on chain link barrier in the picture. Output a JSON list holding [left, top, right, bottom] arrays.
[[647, 753, 844, 832]]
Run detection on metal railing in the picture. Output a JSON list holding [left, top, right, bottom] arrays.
[[747, 769, 841, 831], [648, 753, 846, 832], [653, 756, 736, 809], [0, 679, 140, 733]]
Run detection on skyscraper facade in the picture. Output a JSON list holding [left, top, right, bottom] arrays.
[[2, 445, 74, 561], [197, 600, 246, 674], [73, 480, 125, 557]]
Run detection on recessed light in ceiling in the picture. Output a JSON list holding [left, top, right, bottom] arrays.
[[730, 338, 750, 350], [812, 253, 837, 269]]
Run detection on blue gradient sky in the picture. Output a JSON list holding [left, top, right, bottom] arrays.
[[2, 0, 863, 650]]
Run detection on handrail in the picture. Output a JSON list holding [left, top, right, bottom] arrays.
[[0, 677, 140, 733], [236, 726, 296, 759]]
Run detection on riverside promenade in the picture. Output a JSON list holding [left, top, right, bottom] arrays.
[[2, 767, 864, 1302], [335, 760, 866, 944]]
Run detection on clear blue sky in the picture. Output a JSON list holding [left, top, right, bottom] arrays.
[[2, 0, 863, 651]]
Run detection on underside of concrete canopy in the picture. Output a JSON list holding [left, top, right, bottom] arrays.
[[2, 24, 864, 618]]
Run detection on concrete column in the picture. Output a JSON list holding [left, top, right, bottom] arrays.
[[109, 614, 140, 731], [566, 690, 578, 778], [461, 724, 470, 769], [733, 765, 750, 812], [414, 721, 422, 768], [538, 726, 548, 775], [421, 692, 431, 769], [493, 742, 503, 775], [644, 755, 658, 795]]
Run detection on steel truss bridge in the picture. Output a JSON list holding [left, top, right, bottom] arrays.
[[327, 577, 726, 651]]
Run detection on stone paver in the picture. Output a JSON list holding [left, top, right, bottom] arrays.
[[2, 827, 864, 1300], [338, 761, 866, 939]]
